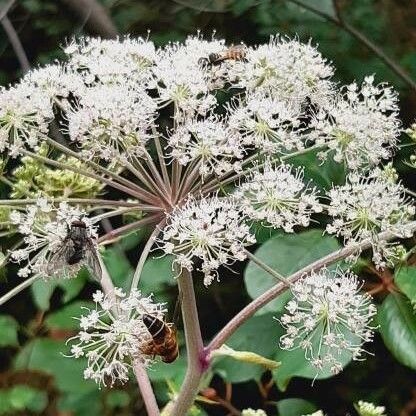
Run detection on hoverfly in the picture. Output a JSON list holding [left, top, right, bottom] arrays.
[[47, 219, 102, 281], [140, 313, 179, 363], [198, 45, 247, 67]]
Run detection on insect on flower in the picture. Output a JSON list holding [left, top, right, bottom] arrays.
[[198, 45, 247, 67], [47, 219, 102, 281], [140, 313, 179, 363]]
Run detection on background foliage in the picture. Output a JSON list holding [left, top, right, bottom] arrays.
[[0, 0, 416, 415]]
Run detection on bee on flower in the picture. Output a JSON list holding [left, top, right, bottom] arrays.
[[68, 288, 167, 387]]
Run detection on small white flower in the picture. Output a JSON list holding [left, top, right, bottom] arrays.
[[168, 117, 244, 179], [310, 77, 400, 170], [355, 400, 386, 416], [66, 84, 157, 162], [235, 160, 322, 231], [279, 268, 377, 376], [326, 171, 415, 268], [227, 92, 304, 152], [65, 36, 157, 86], [233, 36, 335, 107], [241, 409, 267, 416], [68, 288, 166, 387], [0, 84, 53, 156], [160, 196, 256, 286]]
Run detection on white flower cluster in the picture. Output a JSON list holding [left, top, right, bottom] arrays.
[[355, 401, 386, 416], [235, 36, 335, 107], [279, 268, 376, 376], [66, 84, 157, 162], [327, 171, 415, 267], [168, 117, 244, 178], [0, 86, 53, 157], [160, 196, 256, 286], [311, 76, 400, 170], [235, 160, 322, 231], [9, 198, 96, 279], [241, 409, 267, 416], [64, 36, 157, 86], [69, 288, 166, 387]]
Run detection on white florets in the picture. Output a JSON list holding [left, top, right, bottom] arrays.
[[326, 171, 415, 267], [168, 117, 244, 178], [9, 199, 97, 279], [0, 84, 53, 156], [65, 36, 157, 86], [355, 401, 386, 416], [235, 161, 322, 231], [68, 288, 166, 387], [279, 268, 377, 376], [227, 93, 305, 152], [160, 196, 256, 286], [311, 76, 400, 170], [234, 36, 335, 107], [66, 84, 157, 162]]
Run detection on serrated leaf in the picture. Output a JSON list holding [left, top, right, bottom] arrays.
[[378, 293, 416, 370], [276, 398, 318, 416], [244, 229, 341, 315], [45, 300, 95, 330], [395, 266, 416, 302], [0, 315, 19, 347]]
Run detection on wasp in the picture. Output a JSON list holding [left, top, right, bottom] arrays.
[[47, 219, 102, 281], [140, 313, 179, 363], [199, 45, 247, 67]]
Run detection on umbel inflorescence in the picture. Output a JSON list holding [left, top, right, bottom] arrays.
[[0, 34, 414, 386]]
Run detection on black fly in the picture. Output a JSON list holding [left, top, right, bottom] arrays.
[[47, 220, 102, 280]]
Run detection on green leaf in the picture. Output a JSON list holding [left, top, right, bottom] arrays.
[[31, 273, 87, 311], [395, 266, 416, 302], [14, 338, 96, 393], [105, 390, 130, 408], [0, 315, 19, 347], [378, 293, 416, 370], [140, 255, 177, 294], [101, 246, 133, 291], [244, 229, 341, 315], [8, 385, 48, 413], [276, 398, 318, 416], [212, 313, 282, 383], [45, 301, 95, 330], [0, 385, 48, 414], [290, 148, 346, 191]]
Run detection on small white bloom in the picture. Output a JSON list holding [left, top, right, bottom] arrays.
[[66, 84, 157, 162], [160, 196, 256, 286], [310, 77, 400, 170], [168, 117, 244, 179], [233, 36, 335, 107], [227, 92, 304, 152], [355, 400, 386, 416], [241, 409, 267, 416], [0, 84, 53, 156], [68, 289, 166, 387], [279, 268, 377, 376], [326, 171, 415, 268], [235, 160, 322, 231], [65, 36, 157, 86]]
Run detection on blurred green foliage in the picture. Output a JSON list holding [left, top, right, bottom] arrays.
[[1, 1, 416, 415]]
